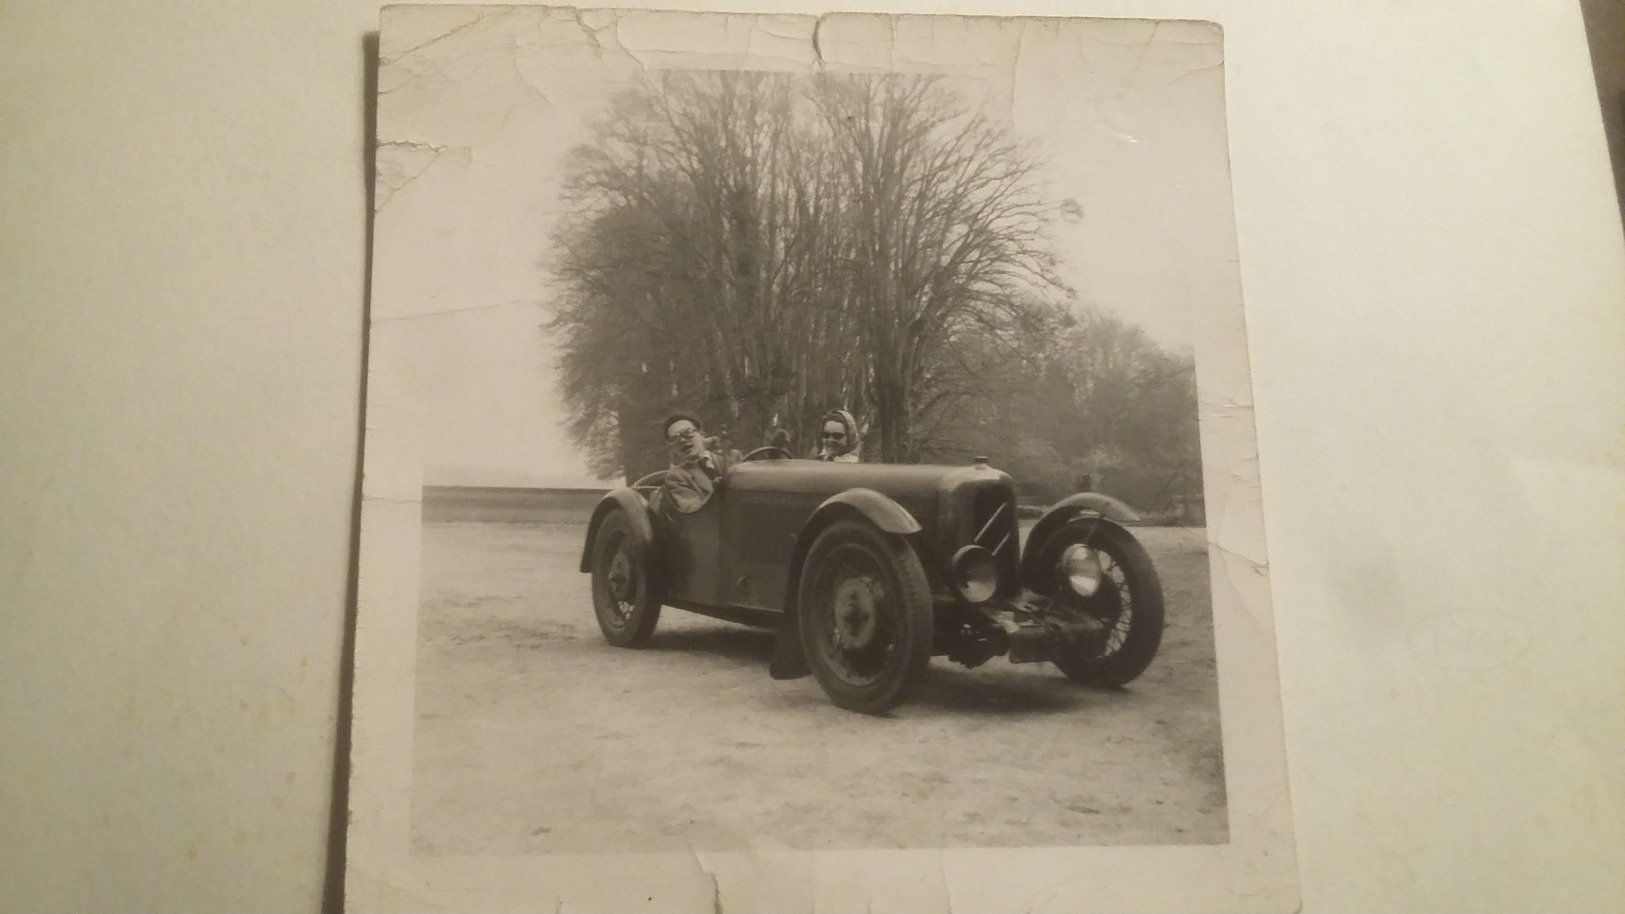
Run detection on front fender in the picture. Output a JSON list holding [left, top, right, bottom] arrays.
[[812, 488, 924, 536], [1020, 493, 1140, 581], [579, 488, 657, 573], [768, 488, 923, 681], [1057, 491, 1140, 523]]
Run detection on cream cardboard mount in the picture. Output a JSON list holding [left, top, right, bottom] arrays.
[[348, 6, 1297, 911]]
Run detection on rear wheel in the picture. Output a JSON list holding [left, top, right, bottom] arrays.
[[796, 520, 934, 714], [590, 509, 661, 647], [1033, 518, 1164, 686]]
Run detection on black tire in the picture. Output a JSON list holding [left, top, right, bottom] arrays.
[[589, 509, 662, 647], [796, 519, 934, 714], [1034, 518, 1164, 687]]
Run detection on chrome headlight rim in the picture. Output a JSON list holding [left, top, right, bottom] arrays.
[[1058, 542, 1104, 598], [950, 544, 999, 604]]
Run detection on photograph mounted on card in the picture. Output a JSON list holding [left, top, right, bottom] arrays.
[[348, 6, 1297, 911]]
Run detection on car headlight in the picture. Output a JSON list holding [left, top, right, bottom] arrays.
[[1059, 543, 1103, 598], [950, 544, 998, 604]]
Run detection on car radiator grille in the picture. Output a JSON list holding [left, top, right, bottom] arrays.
[[970, 487, 1021, 594]]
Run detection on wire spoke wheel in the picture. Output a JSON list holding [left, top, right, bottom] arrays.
[[1078, 550, 1135, 658], [590, 508, 661, 647], [796, 520, 933, 714], [1037, 519, 1165, 687], [605, 543, 638, 619], [810, 546, 901, 688]]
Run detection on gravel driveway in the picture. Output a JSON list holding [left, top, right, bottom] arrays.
[[408, 514, 1227, 855]]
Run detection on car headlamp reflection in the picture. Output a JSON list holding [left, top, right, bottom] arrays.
[[1059, 543, 1104, 598], [950, 544, 998, 604]]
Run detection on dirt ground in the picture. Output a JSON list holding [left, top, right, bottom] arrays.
[[409, 516, 1227, 855]]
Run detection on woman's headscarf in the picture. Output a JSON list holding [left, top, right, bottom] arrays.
[[817, 408, 861, 462]]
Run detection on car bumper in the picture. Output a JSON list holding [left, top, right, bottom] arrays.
[[948, 590, 1108, 665]]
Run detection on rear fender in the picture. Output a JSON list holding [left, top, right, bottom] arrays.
[[579, 488, 657, 573], [767, 488, 922, 680], [1020, 493, 1140, 582]]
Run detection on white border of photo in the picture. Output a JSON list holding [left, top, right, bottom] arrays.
[[348, 7, 1297, 911]]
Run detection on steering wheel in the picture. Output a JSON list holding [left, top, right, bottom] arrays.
[[630, 471, 668, 489], [741, 446, 793, 462]]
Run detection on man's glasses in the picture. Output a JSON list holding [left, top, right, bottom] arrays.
[[667, 426, 699, 445]]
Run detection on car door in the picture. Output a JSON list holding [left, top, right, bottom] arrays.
[[720, 487, 818, 612], [661, 481, 725, 608]]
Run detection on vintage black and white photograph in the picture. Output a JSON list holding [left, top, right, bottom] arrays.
[[350, 7, 1295, 910]]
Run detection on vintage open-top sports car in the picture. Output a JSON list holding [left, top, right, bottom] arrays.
[[579, 449, 1165, 714]]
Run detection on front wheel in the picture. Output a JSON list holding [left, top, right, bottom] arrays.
[[590, 509, 662, 647], [1033, 518, 1164, 687], [796, 520, 934, 714]]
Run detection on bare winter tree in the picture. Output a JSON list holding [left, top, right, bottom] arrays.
[[548, 70, 1069, 474], [551, 72, 826, 476], [807, 74, 1071, 461], [546, 69, 1199, 512]]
